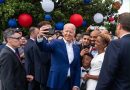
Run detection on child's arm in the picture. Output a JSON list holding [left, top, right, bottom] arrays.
[[84, 74, 99, 80]]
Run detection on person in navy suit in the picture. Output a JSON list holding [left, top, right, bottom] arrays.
[[96, 13, 130, 90], [37, 23, 81, 90]]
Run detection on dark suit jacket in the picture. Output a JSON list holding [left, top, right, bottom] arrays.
[[0, 46, 27, 90], [0, 44, 20, 57], [24, 39, 50, 86], [96, 34, 130, 90], [37, 39, 81, 88]]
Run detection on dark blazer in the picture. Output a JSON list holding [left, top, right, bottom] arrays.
[[96, 34, 130, 90], [37, 39, 81, 88], [24, 39, 50, 86], [0, 46, 27, 90]]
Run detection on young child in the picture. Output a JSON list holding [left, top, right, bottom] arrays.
[[80, 53, 93, 90]]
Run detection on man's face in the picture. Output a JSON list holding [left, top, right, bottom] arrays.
[[20, 37, 27, 45], [76, 34, 82, 41], [82, 35, 90, 46], [33, 28, 40, 38], [7, 33, 22, 48], [90, 32, 98, 46], [62, 25, 75, 43]]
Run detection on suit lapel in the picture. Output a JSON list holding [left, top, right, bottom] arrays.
[[61, 39, 69, 63], [5, 46, 22, 64], [61, 39, 77, 64], [72, 44, 77, 64]]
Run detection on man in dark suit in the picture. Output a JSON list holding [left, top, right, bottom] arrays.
[[37, 21, 51, 90], [37, 23, 81, 90], [24, 26, 51, 90], [0, 28, 27, 90], [24, 27, 40, 90], [96, 13, 130, 90]]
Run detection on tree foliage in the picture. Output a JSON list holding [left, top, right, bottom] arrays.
[[0, 0, 116, 41]]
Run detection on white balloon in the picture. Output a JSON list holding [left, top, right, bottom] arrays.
[[93, 13, 104, 23], [40, 0, 54, 12]]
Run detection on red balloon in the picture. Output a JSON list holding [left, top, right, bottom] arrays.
[[18, 13, 33, 27], [108, 17, 115, 22], [70, 14, 83, 27]]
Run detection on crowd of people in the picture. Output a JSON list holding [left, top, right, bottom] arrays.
[[0, 12, 130, 90]]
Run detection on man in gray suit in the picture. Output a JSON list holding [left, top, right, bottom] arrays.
[[0, 28, 27, 90]]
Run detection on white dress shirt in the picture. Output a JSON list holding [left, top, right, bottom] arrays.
[[63, 38, 74, 77]]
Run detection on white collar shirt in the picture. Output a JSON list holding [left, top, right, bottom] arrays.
[[63, 38, 74, 64], [63, 38, 74, 77]]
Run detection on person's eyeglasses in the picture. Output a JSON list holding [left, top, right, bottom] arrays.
[[9, 36, 22, 40]]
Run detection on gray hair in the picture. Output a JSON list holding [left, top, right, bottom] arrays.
[[3, 28, 18, 39], [29, 26, 38, 34], [63, 23, 76, 33]]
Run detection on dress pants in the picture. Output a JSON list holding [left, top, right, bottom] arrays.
[[28, 80, 40, 90], [40, 85, 49, 90], [50, 77, 71, 90]]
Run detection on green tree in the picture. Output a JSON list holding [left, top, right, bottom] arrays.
[[0, 0, 116, 41]]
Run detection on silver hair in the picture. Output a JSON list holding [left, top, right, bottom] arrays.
[[63, 23, 76, 33], [3, 28, 18, 39]]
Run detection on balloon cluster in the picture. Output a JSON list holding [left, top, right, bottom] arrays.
[[8, 13, 33, 28]]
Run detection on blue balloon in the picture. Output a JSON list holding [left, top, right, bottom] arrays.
[[55, 22, 64, 30], [0, 0, 5, 4], [82, 20, 87, 27], [84, 0, 91, 4], [8, 19, 17, 28], [44, 14, 52, 21]]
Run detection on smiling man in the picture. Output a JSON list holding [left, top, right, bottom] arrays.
[[37, 23, 81, 90]]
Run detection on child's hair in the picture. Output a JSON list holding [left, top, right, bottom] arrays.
[[83, 53, 93, 60]]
